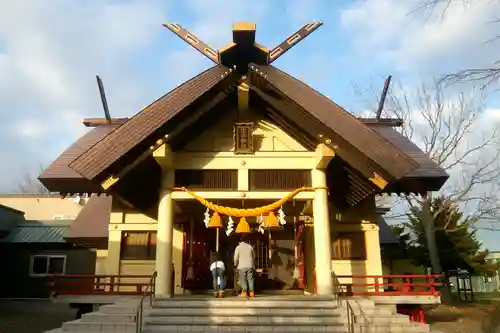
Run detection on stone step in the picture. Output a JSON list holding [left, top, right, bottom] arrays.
[[367, 314, 410, 324], [61, 319, 136, 333], [147, 307, 341, 317], [153, 299, 338, 309], [80, 312, 137, 323], [144, 324, 430, 333], [145, 308, 411, 325], [144, 325, 347, 333], [147, 303, 394, 319], [145, 314, 412, 326], [145, 315, 344, 326], [341, 297, 376, 307], [354, 307, 394, 316], [367, 323, 430, 333], [155, 295, 336, 302], [98, 304, 138, 314]]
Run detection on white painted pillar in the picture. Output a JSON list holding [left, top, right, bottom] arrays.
[[311, 168, 333, 295], [155, 170, 174, 297], [365, 224, 383, 292]]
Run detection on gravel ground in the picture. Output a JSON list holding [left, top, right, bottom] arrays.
[[427, 303, 500, 333], [0, 300, 77, 333]]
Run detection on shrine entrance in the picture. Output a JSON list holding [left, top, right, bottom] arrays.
[[178, 199, 308, 293]]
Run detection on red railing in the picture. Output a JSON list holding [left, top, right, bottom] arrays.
[[335, 274, 442, 296], [47, 274, 155, 296]]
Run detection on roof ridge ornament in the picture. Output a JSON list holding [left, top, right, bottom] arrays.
[[163, 21, 323, 71], [268, 21, 323, 64], [163, 23, 220, 64]]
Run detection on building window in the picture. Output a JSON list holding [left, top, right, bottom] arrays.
[[175, 170, 238, 190], [249, 170, 312, 190], [121, 232, 157, 260], [332, 232, 366, 260], [29, 255, 66, 276]]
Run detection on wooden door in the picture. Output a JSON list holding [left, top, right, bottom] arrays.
[[182, 221, 213, 290]]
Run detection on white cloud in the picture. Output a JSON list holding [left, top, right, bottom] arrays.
[[340, 0, 500, 74], [483, 107, 500, 123], [0, 0, 168, 191], [14, 120, 46, 139], [0, 0, 279, 192], [5, 0, 495, 200]]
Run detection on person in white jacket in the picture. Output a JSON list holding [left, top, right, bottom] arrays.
[[209, 250, 226, 297]]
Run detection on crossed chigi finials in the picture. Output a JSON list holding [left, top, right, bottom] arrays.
[[163, 21, 323, 69]]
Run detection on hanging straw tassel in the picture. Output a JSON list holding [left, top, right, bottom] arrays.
[[236, 217, 251, 233], [207, 211, 223, 228], [265, 211, 280, 228]]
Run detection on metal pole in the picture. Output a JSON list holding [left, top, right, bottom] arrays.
[[216, 228, 220, 251]]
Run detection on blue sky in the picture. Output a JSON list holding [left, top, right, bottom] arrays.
[[0, 0, 499, 248]]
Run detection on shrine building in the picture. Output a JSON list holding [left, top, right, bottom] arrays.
[[38, 21, 448, 298]]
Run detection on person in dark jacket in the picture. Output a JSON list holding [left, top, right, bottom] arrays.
[[209, 250, 226, 297]]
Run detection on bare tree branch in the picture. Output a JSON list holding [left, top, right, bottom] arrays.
[[16, 164, 50, 194], [385, 79, 500, 227], [438, 66, 500, 89], [411, 0, 492, 16], [412, 0, 500, 88], [365, 74, 499, 302]]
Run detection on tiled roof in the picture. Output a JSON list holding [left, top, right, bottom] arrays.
[[69, 66, 235, 179], [1, 220, 72, 243], [38, 125, 120, 193]]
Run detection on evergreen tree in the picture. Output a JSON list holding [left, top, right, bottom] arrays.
[[383, 225, 411, 260], [404, 196, 496, 276]]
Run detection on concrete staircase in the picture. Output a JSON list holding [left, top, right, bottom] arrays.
[[43, 300, 138, 333], [44, 295, 434, 333]]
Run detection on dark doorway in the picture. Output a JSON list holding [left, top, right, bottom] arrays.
[[181, 220, 300, 293]]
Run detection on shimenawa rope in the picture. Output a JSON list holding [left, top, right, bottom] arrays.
[[167, 186, 328, 217]]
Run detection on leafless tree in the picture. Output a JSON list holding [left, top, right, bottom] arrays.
[[382, 80, 500, 303], [17, 164, 50, 194], [412, 0, 500, 88]]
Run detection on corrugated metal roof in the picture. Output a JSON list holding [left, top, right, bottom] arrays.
[[1, 220, 72, 243]]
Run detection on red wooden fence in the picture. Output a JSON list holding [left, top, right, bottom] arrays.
[[48, 273, 442, 297], [335, 274, 442, 296], [47, 274, 154, 296]]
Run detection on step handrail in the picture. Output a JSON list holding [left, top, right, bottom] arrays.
[[332, 271, 369, 333], [331, 270, 342, 307], [136, 271, 157, 333]]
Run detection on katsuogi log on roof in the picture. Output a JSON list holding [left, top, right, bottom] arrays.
[[39, 21, 448, 215]]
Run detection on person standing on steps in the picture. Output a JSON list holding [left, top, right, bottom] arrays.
[[233, 235, 255, 297], [209, 250, 226, 298]]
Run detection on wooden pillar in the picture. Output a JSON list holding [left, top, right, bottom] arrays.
[[312, 168, 333, 295], [155, 170, 174, 297]]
